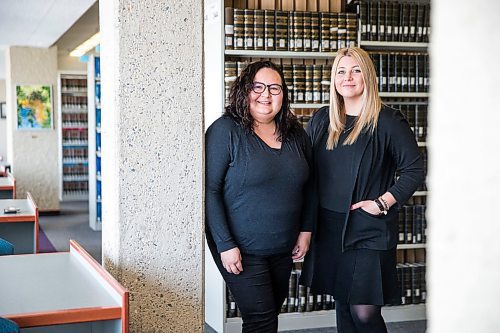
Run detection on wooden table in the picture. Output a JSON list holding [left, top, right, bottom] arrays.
[[0, 240, 129, 332], [0, 192, 38, 254], [0, 172, 16, 199]]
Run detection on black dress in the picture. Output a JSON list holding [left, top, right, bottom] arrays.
[[306, 115, 401, 306]]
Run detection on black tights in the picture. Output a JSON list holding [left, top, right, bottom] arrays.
[[335, 301, 388, 333]]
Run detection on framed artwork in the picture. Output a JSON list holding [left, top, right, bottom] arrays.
[[0, 102, 6, 118], [16, 85, 53, 129]]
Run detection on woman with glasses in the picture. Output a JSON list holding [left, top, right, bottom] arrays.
[[300, 47, 425, 333], [205, 60, 313, 332]]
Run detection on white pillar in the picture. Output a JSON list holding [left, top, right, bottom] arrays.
[[429, 0, 500, 331], [99, 1, 204, 331], [5, 46, 59, 210]]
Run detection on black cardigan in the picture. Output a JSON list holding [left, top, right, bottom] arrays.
[[307, 105, 425, 251]]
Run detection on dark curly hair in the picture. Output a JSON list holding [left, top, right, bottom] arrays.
[[224, 60, 302, 142]]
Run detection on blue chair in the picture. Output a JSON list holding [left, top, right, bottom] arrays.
[[0, 237, 14, 256], [0, 239, 19, 333], [0, 317, 19, 333]]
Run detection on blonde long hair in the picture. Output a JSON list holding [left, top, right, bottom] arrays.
[[326, 47, 382, 150]]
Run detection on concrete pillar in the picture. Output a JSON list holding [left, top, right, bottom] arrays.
[[99, 1, 204, 332], [5, 46, 59, 211], [429, 0, 500, 331]]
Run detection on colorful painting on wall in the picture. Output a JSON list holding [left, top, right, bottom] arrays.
[[16, 85, 53, 129]]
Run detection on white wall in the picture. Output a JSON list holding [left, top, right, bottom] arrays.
[[0, 79, 6, 160], [5, 46, 59, 210], [58, 54, 87, 72], [428, 0, 500, 332]]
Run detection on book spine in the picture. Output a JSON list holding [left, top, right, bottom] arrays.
[[408, 53, 416, 92], [320, 12, 331, 52], [243, 9, 255, 50], [404, 204, 415, 244], [275, 10, 289, 51], [337, 13, 347, 49], [282, 63, 294, 102], [264, 10, 275, 50], [346, 12, 357, 48], [254, 9, 265, 50], [416, 4, 425, 43], [385, 1, 393, 42], [225, 7, 235, 50], [321, 64, 331, 103], [287, 270, 298, 312], [377, 1, 386, 42], [293, 11, 304, 51], [233, 8, 245, 49], [311, 12, 320, 52], [293, 63, 306, 103], [305, 64, 314, 103], [330, 13, 338, 51], [359, 2, 368, 41], [369, 1, 378, 41], [303, 11, 312, 52], [409, 3, 418, 42]]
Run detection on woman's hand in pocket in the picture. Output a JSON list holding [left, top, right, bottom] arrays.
[[351, 200, 381, 216]]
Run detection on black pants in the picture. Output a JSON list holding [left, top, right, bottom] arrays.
[[208, 241, 292, 333]]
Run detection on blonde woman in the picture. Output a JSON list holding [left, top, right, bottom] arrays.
[[301, 47, 425, 332]]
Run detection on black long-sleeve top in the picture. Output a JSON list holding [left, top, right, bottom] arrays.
[[205, 116, 313, 256]]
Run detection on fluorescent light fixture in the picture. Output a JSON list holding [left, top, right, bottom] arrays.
[[70, 32, 100, 57]]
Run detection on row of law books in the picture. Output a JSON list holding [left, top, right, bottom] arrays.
[[397, 262, 426, 305], [225, 60, 334, 104], [370, 52, 430, 93], [398, 204, 427, 244], [358, 0, 431, 43], [62, 180, 89, 194], [226, 265, 335, 318], [387, 102, 428, 142], [61, 77, 87, 93], [227, 260, 426, 318], [62, 163, 88, 177], [226, 8, 357, 52]]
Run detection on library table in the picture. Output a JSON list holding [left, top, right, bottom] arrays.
[[0, 192, 38, 254], [0, 240, 129, 333]]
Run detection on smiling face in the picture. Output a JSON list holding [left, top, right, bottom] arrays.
[[248, 67, 283, 125], [334, 55, 365, 103]]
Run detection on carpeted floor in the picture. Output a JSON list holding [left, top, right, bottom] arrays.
[[39, 200, 426, 333], [38, 227, 57, 253], [205, 320, 426, 333], [38, 200, 101, 263]]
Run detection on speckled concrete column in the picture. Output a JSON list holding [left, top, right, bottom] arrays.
[[5, 46, 59, 211], [428, 1, 500, 332], [99, 1, 203, 332]]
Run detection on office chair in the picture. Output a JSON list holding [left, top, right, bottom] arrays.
[[0, 317, 19, 333], [0, 237, 14, 256]]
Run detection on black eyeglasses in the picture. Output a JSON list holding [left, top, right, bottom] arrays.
[[251, 82, 283, 95]]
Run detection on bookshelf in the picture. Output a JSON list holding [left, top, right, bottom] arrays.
[[57, 72, 89, 201], [204, 0, 428, 331], [87, 55, 102, 231], [357, 0, 430, 317]]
